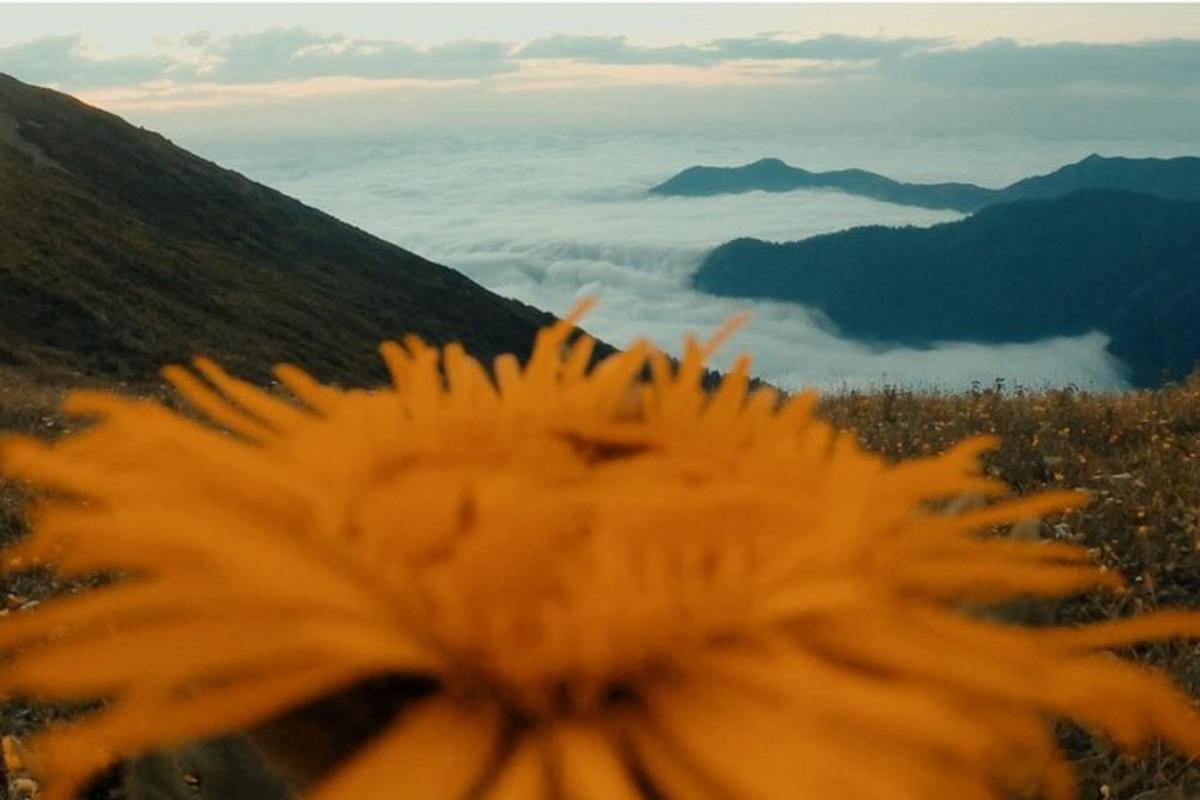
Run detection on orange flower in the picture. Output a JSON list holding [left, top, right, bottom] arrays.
[[4, 300, 1200, 800]]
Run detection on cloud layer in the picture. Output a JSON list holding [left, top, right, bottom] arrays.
[[191, 129, 1154, 391], [193, 28, 516, 83], [897, 37, 1200, 88], [0, 34, 174, 88], [512, 32, 945, 65], [5, 26, 1200, 95]]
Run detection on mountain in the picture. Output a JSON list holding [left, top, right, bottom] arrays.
[[651, 154, 1200, 213], [0, 73, 558, 387], [693, 190, 1200, 387], [1003, 154, 1200, 206], [651, 157, 997, 211]]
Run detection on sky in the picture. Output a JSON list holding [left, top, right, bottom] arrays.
[[2, 4, 1200, 138]]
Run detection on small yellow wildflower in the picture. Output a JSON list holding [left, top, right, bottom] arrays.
[[3, 301, 1200, 800]]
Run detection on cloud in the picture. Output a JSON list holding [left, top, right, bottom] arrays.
[[4, 25, 1200, 116], [180, 30, 212, 49], [194, 27, 336, 83], [215, 131, 1122, 390], [0, 28, 516, 90], [180, 27, 516, 84], [8, 28, 920, 102], [511, 32, 1200, 93], [512, 33, 943, 66], [711, 33, 947, 61], [0, 35, 175, 88], [513, 35, 715, 65], [897, 38, 1200, 89]]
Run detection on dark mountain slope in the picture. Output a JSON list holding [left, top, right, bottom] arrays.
[[694, 190, 1200, 387], [651, 154, 1200, 213], [1005, 154, 1200, 206], [651, 157, 997, 211], [0, 73, 556, 386]]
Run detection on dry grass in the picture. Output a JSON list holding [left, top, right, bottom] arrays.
[[0, 371, 111, 778], [818, 377, 1200, 799], [1, 374, 1199, 799]]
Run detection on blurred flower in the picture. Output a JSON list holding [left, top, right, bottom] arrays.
[[4, 300, 1200, 800]]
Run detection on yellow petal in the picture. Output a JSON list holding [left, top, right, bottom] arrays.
[[480, 736, 550, 800], [161, 364, 275, 441], [273, 363, 340, 412], [309, 698, 501, 800], [643, 668, 994, 800], [192, 356, 312, 431], [619, 714, 727, 800], [1037, 609, 1200, 651], [551, 722, 643, 800], [3, 610, 430, 698], [31, 661, 366, 800], [892, 559, 1123, 601]]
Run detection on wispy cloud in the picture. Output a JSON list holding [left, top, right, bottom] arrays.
[[711, 33, 949, 61], [896, 37, 1200, 89], [2, 27, 1199, 123], [0, 29, 940, 92], [513, 34, 712, 65], [75, 76, 476, 113], [0, 28, 517, 91], [511, 32, 942, 66], [0, 35, 175, 89], [189, 27, 515, 83]]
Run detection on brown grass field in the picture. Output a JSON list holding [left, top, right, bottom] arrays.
[[1, 370, 1199, 800]]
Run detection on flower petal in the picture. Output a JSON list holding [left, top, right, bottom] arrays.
[[309, 698, 502, 800], [551, 722, 643, 800], [480, 736, 550, 800], [31, 661, 365, 800]]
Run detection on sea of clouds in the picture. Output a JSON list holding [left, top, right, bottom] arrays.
[[186, 130, 1197, 392]]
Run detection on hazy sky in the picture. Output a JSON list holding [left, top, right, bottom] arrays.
[[3, 4, 1200, 139], [5, 4, 1200, 52]]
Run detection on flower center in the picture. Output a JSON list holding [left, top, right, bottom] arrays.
[[356, 442, 785, 717]]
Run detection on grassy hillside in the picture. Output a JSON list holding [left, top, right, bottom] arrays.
[[1, 373, 1199, 798], [0, 73, 563, 387]]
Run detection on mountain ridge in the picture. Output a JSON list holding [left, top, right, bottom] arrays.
[[693, 189, 1200, 387], [651, 153, 1200, 213]]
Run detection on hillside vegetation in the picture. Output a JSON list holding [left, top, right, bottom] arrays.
[[695, 189, 1200, 388], [0, 73, 559, 387]]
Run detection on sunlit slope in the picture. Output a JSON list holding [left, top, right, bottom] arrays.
[[0, 73, 555, 385]]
